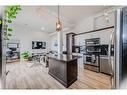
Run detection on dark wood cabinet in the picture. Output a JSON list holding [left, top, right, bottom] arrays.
[[48, 54, 78, 88], [66, 33, 76, 54], [67, 59, 77, 85]]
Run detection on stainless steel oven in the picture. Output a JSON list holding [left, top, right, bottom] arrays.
[[84, 38, 100, 72], [84, 54, 100, 72], [85, 38, 101, 53], [86, 55, 97, 63]]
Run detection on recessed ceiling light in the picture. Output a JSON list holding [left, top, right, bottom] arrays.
[[41, 27, 45, 31]]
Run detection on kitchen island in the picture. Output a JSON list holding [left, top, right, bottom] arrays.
[[47, 54, 79, 88]]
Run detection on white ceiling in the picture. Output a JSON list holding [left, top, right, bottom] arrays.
[[12, 6, 111, 33]]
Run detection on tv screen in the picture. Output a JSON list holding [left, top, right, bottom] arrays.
[[32, 41, 46, 49]]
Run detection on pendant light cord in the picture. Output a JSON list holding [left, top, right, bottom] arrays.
[[58, 5, 59, 21]]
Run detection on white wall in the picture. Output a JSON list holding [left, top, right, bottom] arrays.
[[74, 8, 115, 45], [74, 16, 94, 34], [49, 30, 74, 51], [75, 28, 113, 46], [49, 33, 58, 51], [10, 26, 50, 55]]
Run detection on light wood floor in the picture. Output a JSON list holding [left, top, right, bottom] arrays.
[[6, 61, 111, 89]]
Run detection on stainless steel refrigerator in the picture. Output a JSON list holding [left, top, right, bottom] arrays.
[[115, 6, 127, 89], [0, 12, 2, 89]]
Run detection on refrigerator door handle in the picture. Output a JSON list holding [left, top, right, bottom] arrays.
[[108, 28, 115, 88]]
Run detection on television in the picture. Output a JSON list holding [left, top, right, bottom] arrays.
[[32, 41, 46, 49]]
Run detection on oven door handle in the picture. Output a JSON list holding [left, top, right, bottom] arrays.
[[108, 28, 115, 88]]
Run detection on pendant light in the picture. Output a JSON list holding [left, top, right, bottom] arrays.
[[56, 5, 62, 32]]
